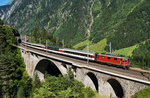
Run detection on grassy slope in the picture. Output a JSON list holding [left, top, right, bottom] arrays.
[[93, 93, 109, 98], [73, 39, 92, 50], [74, 38, 107, 53], [113, 40, 150, 57], [131, 87, 150, 98], [113, 44, 138, 56]]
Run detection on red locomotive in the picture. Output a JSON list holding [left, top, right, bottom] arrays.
[[95, 53, 130, 69]]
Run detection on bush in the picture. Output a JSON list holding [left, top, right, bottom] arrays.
[[131, 87, 150, 98], [32, 67, 95, 98], [0, 19, 4, 25]]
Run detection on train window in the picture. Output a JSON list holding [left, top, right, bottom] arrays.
[[114, 58, 117, 60], [123, 59, 127, 62], [102, 56, 104, 58], [107, 57, 111, 59]]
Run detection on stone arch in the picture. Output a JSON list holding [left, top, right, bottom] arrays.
[[34, 59, 62, 80], [107, 78, 124, 98], [84, 72, 99, 91]]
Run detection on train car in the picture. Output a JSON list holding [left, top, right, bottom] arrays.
[[47, 46, 60, 51], [95, 53, 130, 69], [22, 41, 46, 49], [61, 48, 95, 60], [22, 40, 25, 44]]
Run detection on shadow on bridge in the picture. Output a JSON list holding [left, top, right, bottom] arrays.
[[87, 72, 99, 91], [34, 59, 62, 80], [107, 78, 124, 98]]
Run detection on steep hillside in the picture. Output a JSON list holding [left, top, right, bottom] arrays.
[[4, 0, 93, 44], [0, 5, 10, 19], [0, 0, 22, 20], [2, 0, 150, 50], [89, 0, 150, 50]]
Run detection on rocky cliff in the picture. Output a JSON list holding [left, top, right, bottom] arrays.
[[0, 5, 10, 19]]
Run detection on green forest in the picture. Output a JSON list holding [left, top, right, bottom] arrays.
[[29, 28, 62, 46], [28, 28, 73, 48], [131, 40, 150, 70], [0, 20, 25, 97]]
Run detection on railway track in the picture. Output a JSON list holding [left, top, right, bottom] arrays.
[[20, 44, 150, 82]]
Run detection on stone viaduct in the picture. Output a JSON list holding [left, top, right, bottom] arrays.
[[20, 46, 150, 98]]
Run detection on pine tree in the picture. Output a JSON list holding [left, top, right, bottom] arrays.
[[0, 19, 3, 25], [17, 86, 25, 98], [32, 28, 39, 42]]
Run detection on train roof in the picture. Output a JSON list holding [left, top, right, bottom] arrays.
[[22, 41, 45, 47], [47, 45, 62, 49], [62, 48, 95, 55], [98, 53, 129, 59]]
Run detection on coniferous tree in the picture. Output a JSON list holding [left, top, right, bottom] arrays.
[[32, 28, 39, 42], [17, 86, 25, 98], [42, 29, 48, 40], [0, 19, 3, 25], [0, 80, 2, 97], [32, 73, 41, 91]]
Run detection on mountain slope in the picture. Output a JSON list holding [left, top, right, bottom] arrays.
[[0, 5, 10, 19], [2, 0, 150, 50]]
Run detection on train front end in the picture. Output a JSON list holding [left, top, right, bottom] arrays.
[[122, 58, 130, 69]]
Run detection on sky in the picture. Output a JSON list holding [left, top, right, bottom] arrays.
[[0, 0, 10, 6]]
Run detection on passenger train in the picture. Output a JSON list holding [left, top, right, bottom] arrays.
[[22, 41, 130, 69]]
